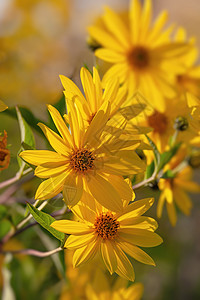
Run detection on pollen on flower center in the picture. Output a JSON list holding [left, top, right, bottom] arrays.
[[148, 111, 168, 134], [128, 46, 149, 69], [69, 148, 95, 174], [94, 212, 120, 240]]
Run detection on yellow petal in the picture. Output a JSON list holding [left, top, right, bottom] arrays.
[[114, 244, 135, 281], [73, 239, 99, 267], [35, 164, 69, 178], [140, 0, 152, 41], [102, 63, 128, 86], [119, 228, 163, 247], [119, 216, 158, 231], [157, 191, 166, 218], [63, 173, 83, 207], [19, 150, 67, 166], [66, 100, 81, 148], [65, 232, 96, 249], [174, 188, 192, 216], [38, 123, 69, 156], [88, 26, 125, 53], [95, 48, 126, 63], [103, 7, 130, 49], [93, 67, 103, 110], [117, 240, 155, 266], [166, 201, 177, 226], [106, 175, 133, 201], [47, 105, 73, 148], [86, 173, 123, 212], [148, 11, 168, 43], [129, 0, 142, 43], [59, 74, 85, 102], [120, 198, 154, 218], [100, 241, 117, 274], [35, 172, 67, 200], [80, 67, 96, 112], [51, 220, 91, 234]]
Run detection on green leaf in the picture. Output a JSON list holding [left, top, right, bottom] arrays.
[[0, 205, 7, 220], [145, 134, 160, 167], [27, 203, 65, 243], [158, 142, 182, 173], [16, 106, 35, 150], [162, 170, 176, 179], [0, 219, 12, 239], [2, 106, 43, 135], [145, 160, 155, 179]]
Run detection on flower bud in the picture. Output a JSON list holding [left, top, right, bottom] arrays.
[[174, 116, 188, 131]]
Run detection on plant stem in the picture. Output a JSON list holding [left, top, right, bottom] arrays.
[[0, 168, 32, 190], [1, 247, 63, 257]]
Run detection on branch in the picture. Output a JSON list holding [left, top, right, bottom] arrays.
[[0, 168, 32, 190], [1, 247, 63, 257]]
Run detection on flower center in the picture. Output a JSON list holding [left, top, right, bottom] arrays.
[[128, 46, 149, 70], [69, 149, 95, 174], [148, 111, 168, 134], [94, 212, 120, 240]]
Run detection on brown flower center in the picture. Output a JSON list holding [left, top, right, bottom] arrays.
[[148, 111, 168, 134], [128, 46, 149, 70], [69, 149, 95, 174], [94, 212, 120, 240]]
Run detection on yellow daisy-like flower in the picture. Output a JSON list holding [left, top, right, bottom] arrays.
[[157, 163, 200, 226], [51, 195, 163, 281], [20, 98, 145, 212], [138, 95, 200, 152], [88, 0, 190, 112], [0, 100, 8, 112]]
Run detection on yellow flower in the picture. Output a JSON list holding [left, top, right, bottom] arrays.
[[173, 27, 200, 98], [86, 269, 144, 300], [51, 195, 163, 281], [88, 0, 190, 112], [138, 95, 200, 152], [61, 66, 151, 150], [20, 100, 145, 212], [0, 100, 8, 112], [157, 165, 200, 226]]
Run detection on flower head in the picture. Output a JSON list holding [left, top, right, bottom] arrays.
[[51, 195, 163, 281], [88, 0, 191, 112], [20, 79, 145, 212]]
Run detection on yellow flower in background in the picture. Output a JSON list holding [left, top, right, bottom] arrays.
[[86, 269, 144, 300], [157, 152, 200, 226], [88, 0, 191, 112], [20, 99, 145, 212], [0, 0, 70, 109], [0, 100, 8, 112], [173, 27, 200, 98], [137, 95, 200, 152], [51, 195, 163, 281]]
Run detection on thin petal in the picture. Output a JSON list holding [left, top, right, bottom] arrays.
[[114, 244, 135, 281], [117, 240, 155, 266], [51, 220, 91, 235], [47, 105, 73, 148], [73, 239, 99, 267], [106, 175, 133, 201], [95, 48, 126, 63], [118, 198, 154, 218], [35, 172, 67, 200], [86, 173, 123, 212], [100, 241, 117, 274], [63, 173, 83, 207], [80, 67, 96, 112], [65, 232, 96, 249], [119, 228, 163, 247], [35, 164, 69, 178], [19, 150, 67, 166], [166, 201, 177, 226], [119, 216, 158, 231], [38, 123, 69, 156]]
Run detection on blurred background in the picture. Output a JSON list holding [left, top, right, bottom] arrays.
[[0, 1, 200, 299]]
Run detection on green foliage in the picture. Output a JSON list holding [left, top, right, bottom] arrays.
[[157, 142, 182, 173], [27, 203, 65, 244]]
